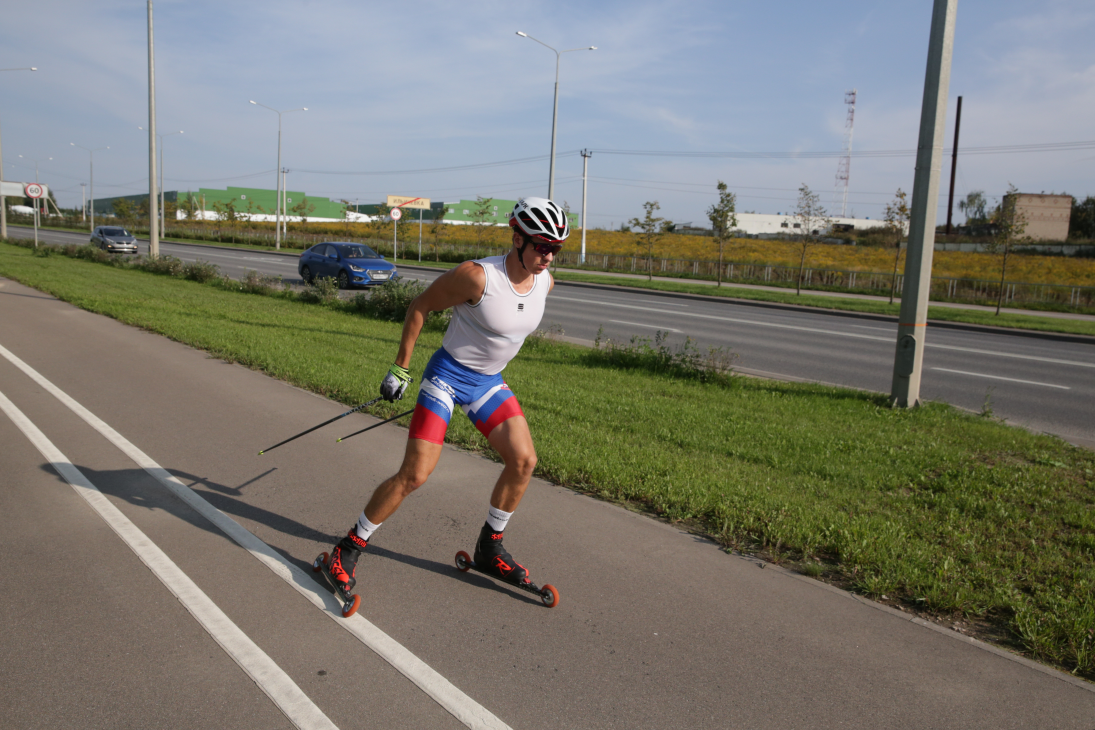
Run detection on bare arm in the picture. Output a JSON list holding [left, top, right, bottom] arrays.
[[393, 261, 486, 369]]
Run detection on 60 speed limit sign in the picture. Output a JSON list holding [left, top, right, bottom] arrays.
[[25, 183, 44, 199], [389, 207, 402, 221]]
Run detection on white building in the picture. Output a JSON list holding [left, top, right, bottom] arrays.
[[732, 212, 892, 237]]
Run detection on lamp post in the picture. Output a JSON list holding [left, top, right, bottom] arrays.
[[140, 127, 182, 237], [515, 32, 595, 200], [71, 143, 108, 232], [0, 66, 38, 239], [250, 101, 306, 250]]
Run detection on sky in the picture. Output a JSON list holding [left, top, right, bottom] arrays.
[[1, 0, 1092, 228]]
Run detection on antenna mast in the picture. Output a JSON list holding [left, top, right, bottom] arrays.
[[834, 89, 857, 218]]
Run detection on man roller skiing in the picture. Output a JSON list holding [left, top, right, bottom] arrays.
[[323, 196, 569, 599]]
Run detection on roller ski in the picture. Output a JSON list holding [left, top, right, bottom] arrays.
[[454, 523, 559, 608], [312, 530, 367, 618]]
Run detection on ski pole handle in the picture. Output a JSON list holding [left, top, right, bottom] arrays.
[[258, 396, 383, 455], [336, 408, 415, 443]]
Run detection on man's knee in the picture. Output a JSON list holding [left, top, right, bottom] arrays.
[[508, 448, 537, 478], [397, 460, 434, 493]]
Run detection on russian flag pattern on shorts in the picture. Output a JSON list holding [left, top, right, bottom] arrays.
[[408, 348, 524, 444]]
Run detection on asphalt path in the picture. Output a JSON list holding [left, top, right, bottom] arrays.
[[2, 275, 1094, 729], [8, 226, 1095, 449]]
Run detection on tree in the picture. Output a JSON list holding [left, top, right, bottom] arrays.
[[990, 184, 1028, 315], [179, 192, 201, 221], [707, 181, 737, 287], [112, 198, 136, 227], [430, 204, 448, 261], [629, 201, 670, 282], [470, 196, 495, 257], [1069, 195, 1095, 240], [290, 196, 315, 224], [212, 198, 239, 223], [791, 184, 831, 295], [883, 188, 910, 304], [958, 190, 988, 226]]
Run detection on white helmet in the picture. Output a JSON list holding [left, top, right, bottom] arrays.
[[508, 197, 570, 244]]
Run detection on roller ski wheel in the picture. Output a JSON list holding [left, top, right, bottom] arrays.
[[312, 552, 361, 618], [453, 550, 560, 609]]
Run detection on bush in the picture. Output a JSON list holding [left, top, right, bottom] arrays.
[[182, 260, 220, 283], [138, 255, 185, 276], [239, 269, 283, 295], [297, 275, 340, 304], [586, 327, 737, 385], [349, 278, 451, 329]]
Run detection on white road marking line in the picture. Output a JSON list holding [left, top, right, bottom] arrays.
[[554, 295, 1095, 368], [849, 324, 895, 332], [0, 389, 338, 730], [609, 320, 683, 333], [931, 367, 1071, 389], [0, 343, 511, 730]]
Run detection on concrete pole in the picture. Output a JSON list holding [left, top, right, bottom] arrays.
[[890, 0, 958, 408], [580, 149, 591, 264], [81, 183, 86, 222], [275, 120, 282, 250], [159, 142, 165, 238], [0, 113, 5, 239], [548, 52, 560, 200], [147, 0, 159, 258]]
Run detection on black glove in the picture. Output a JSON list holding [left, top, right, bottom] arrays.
[[380, 363, 412, 401]]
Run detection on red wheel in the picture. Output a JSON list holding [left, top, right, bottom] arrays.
[[313, 552, 328, 573], [455, 550, 471, 572], [540, 584, 560, 609], [342, 594, 361, 618]]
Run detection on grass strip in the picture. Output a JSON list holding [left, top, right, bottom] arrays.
[[1, 240, 1093, 678]]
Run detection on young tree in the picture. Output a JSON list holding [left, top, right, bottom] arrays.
[[958, 190, 987, 226], [707, 180, 737, 287], [179, 192, 201, 221], [990, 184, 1028, 315], [212, 198, 239, 223], [791, 184, 831, 295], [883, 188, 910, 304], [112, 198, 136, 227], [629, 201, 670, 281], [430, 204, 448, 261], [290, 196, 315, 224], [470, 196, 495, 257]]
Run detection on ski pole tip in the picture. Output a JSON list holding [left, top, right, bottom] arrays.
[[258, 451, 264, 455]]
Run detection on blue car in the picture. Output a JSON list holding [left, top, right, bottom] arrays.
[[298, 242, 399, 289]]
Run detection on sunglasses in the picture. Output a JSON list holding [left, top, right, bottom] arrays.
[[532, 242, 563, 256]]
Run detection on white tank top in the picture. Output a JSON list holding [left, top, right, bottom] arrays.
[[442, 255, 551, 375]]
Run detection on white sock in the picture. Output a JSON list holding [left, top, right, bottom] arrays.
[[354, 512, 382, 542], [486, 505, 513, 532]]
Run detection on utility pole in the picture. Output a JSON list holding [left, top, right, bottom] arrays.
[[890, 0, 959, 408], [944, 95, 963, 235], [147, 0, 160, 258], [580, 149, 591, 264], [80, 183, 86, 222]]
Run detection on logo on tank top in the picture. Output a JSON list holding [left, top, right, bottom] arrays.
[[517, 303, 524, 312]]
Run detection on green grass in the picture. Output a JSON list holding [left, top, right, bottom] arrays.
[[1, 239, 1093, 679]]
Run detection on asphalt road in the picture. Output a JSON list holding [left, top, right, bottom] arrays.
[[8, 226, 1095, 449], [2, 275, 1094, 729]]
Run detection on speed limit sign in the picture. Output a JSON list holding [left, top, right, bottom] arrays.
[[25, 183, 44, 199], [389, 207, 402, 221]]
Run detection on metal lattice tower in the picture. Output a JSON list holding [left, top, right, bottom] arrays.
[[834, 89, 857, 218]]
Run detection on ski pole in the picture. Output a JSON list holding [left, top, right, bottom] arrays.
[[336, 408, 415, 443], [258, 397, 384, 455]]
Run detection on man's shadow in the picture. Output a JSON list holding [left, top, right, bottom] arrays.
[[39, 462, 537, 605]]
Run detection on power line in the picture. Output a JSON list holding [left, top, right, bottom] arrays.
[[295, 151, 581, 177], [591, 140, 1095, 159]]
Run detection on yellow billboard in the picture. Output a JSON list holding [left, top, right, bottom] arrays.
[[386, 195, 431, 210]]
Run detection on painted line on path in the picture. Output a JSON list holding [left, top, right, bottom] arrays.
[[0, 388, 338, 730], [0, 342, 511, 730], [555, 295, 1095, 368], [930, 367, 1071, 389], [609, 319, 682, 333]]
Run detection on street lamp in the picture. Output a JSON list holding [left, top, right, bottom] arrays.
[[515, 32, 596, 200], [140, 127, 182, 237], [0, 66, 38, 239], [71, 142, 109, 231], [250, 100, 307, 250]]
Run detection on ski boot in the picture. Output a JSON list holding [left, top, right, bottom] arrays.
[[454, 523, 559, 608], [313, 530, 367, 618]]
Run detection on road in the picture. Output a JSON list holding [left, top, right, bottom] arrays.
[[2, 274, 1093, 729], [8, 225, 1095, 449]]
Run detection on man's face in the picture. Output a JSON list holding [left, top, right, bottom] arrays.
[[514, 231, 561, 274]]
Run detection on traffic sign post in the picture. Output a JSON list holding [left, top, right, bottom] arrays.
[[25, 183, 44, 249], [390, 206, 402, 261]]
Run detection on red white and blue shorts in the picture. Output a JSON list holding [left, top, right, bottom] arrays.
[[407, 347, 524, 445]]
